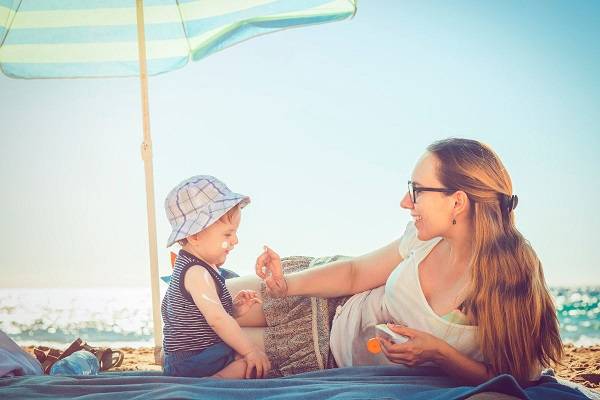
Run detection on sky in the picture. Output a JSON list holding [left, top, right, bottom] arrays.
[[0, 1, 599, 289]]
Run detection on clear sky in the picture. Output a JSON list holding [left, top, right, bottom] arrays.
[[1, 1, 598, 288]]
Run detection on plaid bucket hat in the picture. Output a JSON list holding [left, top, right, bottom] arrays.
[[165, 175, 250, 247]]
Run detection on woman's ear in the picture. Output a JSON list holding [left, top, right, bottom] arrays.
[[453, 190, 469, 215]]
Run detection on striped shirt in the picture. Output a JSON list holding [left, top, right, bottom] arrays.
[[161, 250, 234, 353]]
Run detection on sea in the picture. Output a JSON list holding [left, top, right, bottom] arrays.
[[1, 287, 598, 348]]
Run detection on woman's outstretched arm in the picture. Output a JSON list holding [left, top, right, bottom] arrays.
[[256, 240, 403, 298]]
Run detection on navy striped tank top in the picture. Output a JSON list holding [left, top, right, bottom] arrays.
[[161, 250, 234, 353]]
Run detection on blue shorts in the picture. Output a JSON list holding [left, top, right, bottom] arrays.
[[163, 342, 236, 377]]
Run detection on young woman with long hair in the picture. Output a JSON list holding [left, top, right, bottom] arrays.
[[226, 138, 562, 384]]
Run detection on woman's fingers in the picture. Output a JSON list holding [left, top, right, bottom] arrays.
[[387, 323, 415, 338], [264, 245, 279, 259], [380, 339, 409, 356], [380, 337, 424, 367], [255, 251, 268, 279], [256, 246, 282, 276], [380, 343, 397, 361], [256, 245, 287, 296], [264, 275, 276, 292], [265, 274, 287, 295], [256, 246, 278, 278], [380, 341, 413, 365], [264, 246, 282, 273]]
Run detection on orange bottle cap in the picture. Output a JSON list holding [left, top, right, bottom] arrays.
[[366, 337, 381, 354]]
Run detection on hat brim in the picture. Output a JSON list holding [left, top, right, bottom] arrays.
[[166, 193, 250, 247]]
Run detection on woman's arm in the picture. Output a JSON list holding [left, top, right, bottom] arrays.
[[434, 341, 494, 385], [256, 240, 403, 298], [380, 325, 493, 386]]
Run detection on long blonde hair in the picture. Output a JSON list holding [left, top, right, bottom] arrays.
[[428, 138, 562, 383]]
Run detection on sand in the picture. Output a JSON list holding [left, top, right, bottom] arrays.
[[555, 344, 600, 389], [25, 345, 600, 389]]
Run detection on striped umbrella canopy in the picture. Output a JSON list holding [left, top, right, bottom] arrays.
[[0, 0, 356, 77], [0, 0, 357, 349]]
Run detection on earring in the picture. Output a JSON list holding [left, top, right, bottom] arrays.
[[452, 218, 456, 225]]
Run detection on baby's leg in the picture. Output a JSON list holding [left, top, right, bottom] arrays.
[[211, 358, 247, 379]]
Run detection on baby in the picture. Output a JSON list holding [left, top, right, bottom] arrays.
[[161, 175, 270, 378]]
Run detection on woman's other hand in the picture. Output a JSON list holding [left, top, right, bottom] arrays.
[[232, 290, 262, 318], [379, 324, 445, 367], [255, 246, 288, 297]]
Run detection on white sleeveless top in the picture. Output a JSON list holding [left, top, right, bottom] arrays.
[[329, 221, 483, 367]]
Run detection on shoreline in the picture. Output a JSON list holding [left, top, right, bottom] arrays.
[[24, 344, 600, 389]]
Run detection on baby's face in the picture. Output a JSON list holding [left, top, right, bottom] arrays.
[[194, 211, 241, 267]]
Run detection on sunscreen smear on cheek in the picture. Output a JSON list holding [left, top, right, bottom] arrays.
[[221, 241, 229, 250]]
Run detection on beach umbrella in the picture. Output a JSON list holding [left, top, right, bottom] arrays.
[[0, 0, 357, 349]]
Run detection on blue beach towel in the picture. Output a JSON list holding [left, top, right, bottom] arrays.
[[0, 365, 597, 399]]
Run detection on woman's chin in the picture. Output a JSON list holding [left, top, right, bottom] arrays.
[[415, 228, 433, 241]]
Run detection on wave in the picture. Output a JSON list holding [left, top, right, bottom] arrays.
[[1, 287, 599, 347]]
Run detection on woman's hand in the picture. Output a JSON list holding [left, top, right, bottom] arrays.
[[242, 347, 271, 379], [379, 324, 445, 367], [255, 246, 288, 297], [232, 290, 262, 318]]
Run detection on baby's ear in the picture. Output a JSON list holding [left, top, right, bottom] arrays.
[[187, 232, 200, 244]]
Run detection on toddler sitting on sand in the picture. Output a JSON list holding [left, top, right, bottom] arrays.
[[161, 176, 270, 379]]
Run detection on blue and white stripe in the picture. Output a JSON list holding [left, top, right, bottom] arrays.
[[0, 0, 357, 78]]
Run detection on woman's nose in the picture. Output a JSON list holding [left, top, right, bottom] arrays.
[[400, 192, 413, 209]]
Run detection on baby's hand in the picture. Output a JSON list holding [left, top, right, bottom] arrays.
[[242, 347, 271, 379], [233, 290, 262, 318]]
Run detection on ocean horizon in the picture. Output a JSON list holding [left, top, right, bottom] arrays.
[[1, 286, 598, 348]]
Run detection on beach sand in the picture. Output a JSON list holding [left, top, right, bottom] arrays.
[[556, 344, 600, 389], [25, 345, 600, 389]]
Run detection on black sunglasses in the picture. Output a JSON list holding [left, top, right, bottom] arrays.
[[407, 181, 457, 203]]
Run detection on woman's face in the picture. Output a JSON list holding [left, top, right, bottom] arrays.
[[400, 152, 457, 240]]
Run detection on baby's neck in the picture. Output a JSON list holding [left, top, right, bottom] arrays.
[[181, 245, 218, 270]]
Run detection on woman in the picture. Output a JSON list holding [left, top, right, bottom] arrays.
[[226, 138, 562, 384]]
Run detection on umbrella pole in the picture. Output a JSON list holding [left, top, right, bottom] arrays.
[[135, 0, 163, 361]]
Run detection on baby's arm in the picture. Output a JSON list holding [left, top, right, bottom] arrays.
[[184, 266, 270, 378]]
